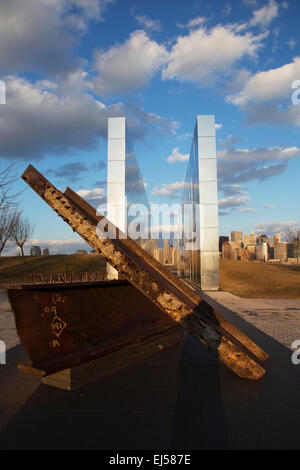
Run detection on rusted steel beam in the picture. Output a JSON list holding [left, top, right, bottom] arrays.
[[22, 165, 268, 379], [65, 186, 268, 365], [6, 279, 177, 376]]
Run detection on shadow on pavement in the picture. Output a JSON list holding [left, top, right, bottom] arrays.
[[1, 307, 300, 449]]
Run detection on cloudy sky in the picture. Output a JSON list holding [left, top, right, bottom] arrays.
[[1, 0, 300, 254]]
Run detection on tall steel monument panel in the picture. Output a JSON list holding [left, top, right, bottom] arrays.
[[107, 117, 155, 278], [178, 115, 219, 290]]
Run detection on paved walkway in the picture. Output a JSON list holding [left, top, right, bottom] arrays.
[[0, 290, 18, 350], [202, 291, 300, 350], [1, 288, 300, 449]]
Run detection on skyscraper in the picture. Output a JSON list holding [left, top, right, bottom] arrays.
[[231, 231, 243, 244]]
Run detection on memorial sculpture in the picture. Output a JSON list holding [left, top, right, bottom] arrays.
[[4, 164, 269, 382]]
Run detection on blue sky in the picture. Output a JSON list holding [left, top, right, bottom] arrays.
[[0, 0, 300, 254]]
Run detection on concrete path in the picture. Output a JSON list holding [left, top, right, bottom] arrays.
[[0, 290, 18, 350], [1, 288, 300, 449], [203, 291, 300, 350]]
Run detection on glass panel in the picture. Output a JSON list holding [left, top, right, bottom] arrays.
[[172, 115, 219, 289]]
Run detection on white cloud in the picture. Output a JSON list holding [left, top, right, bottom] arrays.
[[166, 148, 189, 163], [217, 145, 300, 184], [218, 196, 251, 209], [287, 38, 296, 50], [162, 25, 264, 86], [77, 187, 106, 208], [220, 184, 247, 196], [264, 203, 276, 208], [250, 0, 279, 27], [244, 102, 300, 127], [255, 221, 300, 239], [228, 57, 300, 106], [77, 187, 105, 199], [93, 30, 168, 95], [0, 75, 176, 160], [0, 0, 113, 74], [152, 181, 184, 199], [177, 16, 206, 29], [219, 134, 242, 148], [46, 162, 89, 181], [215, 123, 223, 131], [67, 0, 114, 22], [135, 14, 162, 32], [233, 207, 256, 213], [219, 145, 300, 161]]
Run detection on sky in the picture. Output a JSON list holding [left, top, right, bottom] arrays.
[[0, 0, 300, 254]]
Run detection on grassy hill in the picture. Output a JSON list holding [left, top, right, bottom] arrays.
[[0, 255, 299, 298], [220, 259, 300, 298], [0, 254, 106, 284]]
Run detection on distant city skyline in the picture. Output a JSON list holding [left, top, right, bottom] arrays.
[[4, 224, 299, 257], [0, 0, 299, 254]]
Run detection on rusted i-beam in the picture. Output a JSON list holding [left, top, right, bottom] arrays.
[[22, 165, 268, 380], [64, 186, 268, 365]]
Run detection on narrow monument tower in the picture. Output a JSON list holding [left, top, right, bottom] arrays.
[[180, 115, 219, 290], [106, 117, 150, 279]]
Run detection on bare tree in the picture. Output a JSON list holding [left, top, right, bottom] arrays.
[[285, 226, 300, 243], [0, 163, 19, 209], [11, 212, 34, 262], [0, 207, 18, 254], [0, 163, 24, 255]]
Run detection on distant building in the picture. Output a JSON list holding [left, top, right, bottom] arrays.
[[274, 243, 287, 262], [222, 241, 233, 259], [246, 244, 256, 260], [257, 234, 271, 245], [232, 247, 240, 260], [249, 230, 256, 245], [43, 248, 49, 256], [287, 242, 294, 258], [273, 232, 281, 244], [244, 234, 249, 247], [230, 231, 243, 244], [163, 239, 170, 264], [30, 246, 41, 256], [76, 250, 87, 255], [294, 238, 300, 258], [256, 243, 268, 262], [219, 236, 229, 253]]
